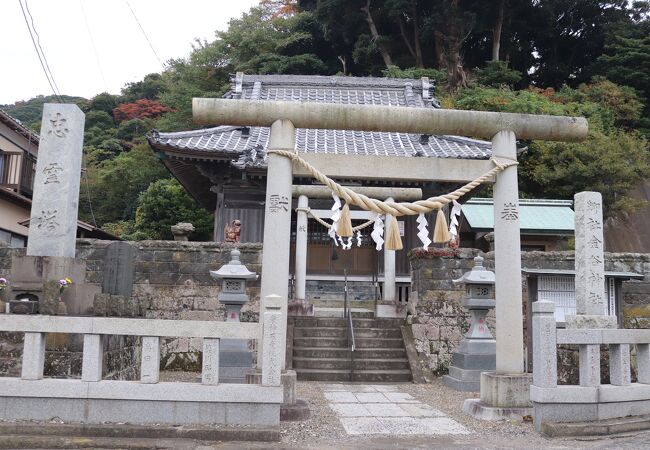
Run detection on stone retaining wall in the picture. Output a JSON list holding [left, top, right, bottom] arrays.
[[0, 239, 263, 374], [409, 249, 650, 378]]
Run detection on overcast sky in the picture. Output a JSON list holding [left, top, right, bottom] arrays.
[[0, 0, 260, 105]]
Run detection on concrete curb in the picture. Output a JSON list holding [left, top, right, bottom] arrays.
[[0, 422, 279, 443], [541, 414, 650, 437]]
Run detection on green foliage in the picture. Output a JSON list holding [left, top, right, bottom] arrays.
[[121, 73, 167, 102], [453, 82, 650, 216], [100, 220, 137, 240], [85, 110, 114, 130], [382, 65, 447, 84], [116, 118, 151, 142], [1, 95, 85, 130], [79, 143, 169, 225], [521, 130, 649, 216], [473, 61, 522, 88], [134, 179, 213, 240], [87, 92, 120, 117]]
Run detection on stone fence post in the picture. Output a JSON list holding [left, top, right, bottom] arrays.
[[262, 295, 282, 386], [532, 301, 557, 388]]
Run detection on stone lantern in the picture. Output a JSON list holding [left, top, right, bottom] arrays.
[[442, 256, 496, 391], [209, 248, 258, 383], [210, 249, 257, 323]]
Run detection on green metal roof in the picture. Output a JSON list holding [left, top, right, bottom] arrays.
[[462, 198, 574, 235]]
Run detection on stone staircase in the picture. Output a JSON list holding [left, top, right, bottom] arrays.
[[291, 312, 412, 382]]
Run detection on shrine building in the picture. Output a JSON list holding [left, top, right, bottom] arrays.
[[147, 73, 496, 307]]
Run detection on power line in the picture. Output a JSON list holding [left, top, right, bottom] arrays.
[[125, 0, 165, 68], [79, 0, 109, 93], [17, 0, 62, 102], [24, 0, 63, 98]]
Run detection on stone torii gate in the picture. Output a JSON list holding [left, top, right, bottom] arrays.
[[193, 98, 587, 415]]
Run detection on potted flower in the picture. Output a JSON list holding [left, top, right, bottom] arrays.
[[59, 277, 73, 294]]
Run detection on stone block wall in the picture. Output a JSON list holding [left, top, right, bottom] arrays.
[[409, 248, 487, 374], [409, 248, 650, 378]]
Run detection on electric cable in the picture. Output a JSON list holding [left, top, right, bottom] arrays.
[[17, 0, 63, 102], [125, 0, 165, 68], [79, 0, 109, 93]]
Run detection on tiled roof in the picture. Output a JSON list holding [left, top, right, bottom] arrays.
[[0, 109, 40, 145], [148, 74, 492, 168]]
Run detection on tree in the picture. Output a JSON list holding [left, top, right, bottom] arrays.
[[79, 143, 169, 224], [594, 19, 650, 135], [134, 178, 213, 240], [113, 99, 174, 123], [87, 92, 121, 117], [121, 73, 167, 102], [84, 110, 114, 130], [453, 83, 650, 216]]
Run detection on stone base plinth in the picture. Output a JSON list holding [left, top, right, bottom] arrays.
[[246, 370, 310, 421], [9, 255, 100, 315], [480, 372, 532, 408], [463, 398, 532, 421], [443, 339, 496, 392]]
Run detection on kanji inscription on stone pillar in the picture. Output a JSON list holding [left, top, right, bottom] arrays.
[[26, 104, 85, 258], [574, 191, 606, 315]]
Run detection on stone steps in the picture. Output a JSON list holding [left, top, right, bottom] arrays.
[[292, 317, 403, 329], [292, 310, 412, 382], [293, 327, 402, 339], [292, 347, 407, 359], [292, 357, 410, 371], [312, 308, 375, 319], [293, 337, 406, 349], [295, 368, 412, 382]]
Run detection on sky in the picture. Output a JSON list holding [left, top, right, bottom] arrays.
[[0, 0, 260, 105]]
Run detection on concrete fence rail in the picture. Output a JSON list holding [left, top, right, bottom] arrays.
[[0, 302, 284, 427], [531, 301, 650, 433]]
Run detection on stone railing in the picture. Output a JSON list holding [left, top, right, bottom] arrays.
[[531, 301, 650, 432], [0, 299, 284, 427]]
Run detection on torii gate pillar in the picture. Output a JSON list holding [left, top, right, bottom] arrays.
[[258, 119, 294, 372]]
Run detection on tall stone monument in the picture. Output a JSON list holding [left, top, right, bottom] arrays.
[[8, 104, 100, 315], [27, 104, 85, 258], [566, 191, 616, 329]]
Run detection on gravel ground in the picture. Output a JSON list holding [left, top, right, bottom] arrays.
[[160, 371, 650, 449]]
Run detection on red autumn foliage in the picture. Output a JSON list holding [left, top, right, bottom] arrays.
[[112, 99, 174, 123]]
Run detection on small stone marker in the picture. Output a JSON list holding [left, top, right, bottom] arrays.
[[103, 242, 135, 297], [569, 191, 616, 329], [26, 104, 85, 258]]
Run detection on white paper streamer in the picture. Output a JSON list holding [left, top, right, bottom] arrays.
[[449, 200, 462, 237], [356, 230, 362, 247], [342, 237, 353, 250], [370, 213, 384, 251], [329, 193, 341, 241], [416, 213, 432, 249]]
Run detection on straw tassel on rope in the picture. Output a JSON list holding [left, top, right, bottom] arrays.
[[337, 203, 354, 237], [385, 215, 403, 251], [433, 209, 451, 244]]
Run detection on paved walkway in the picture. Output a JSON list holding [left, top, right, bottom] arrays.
[[323, 383, 469, 436]]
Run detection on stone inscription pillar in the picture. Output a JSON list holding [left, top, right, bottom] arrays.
[[492, 130, 524, 374], [27, 104, 85, 258], [259, 119, 294, 370], [295, 195, 308, 301], [383, 197, 396, 302], [574, 192, 606, 315]]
